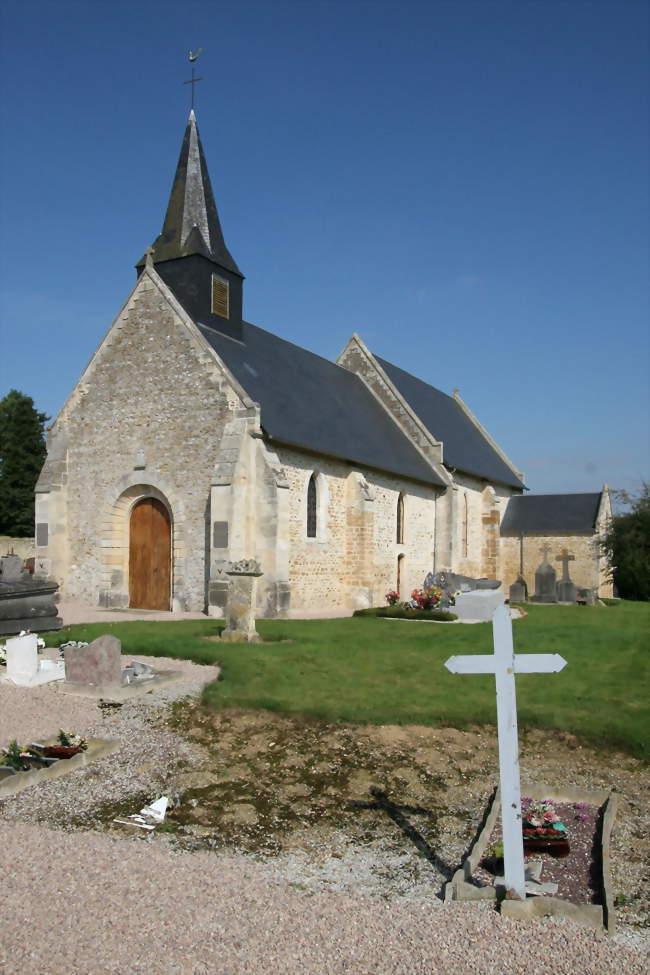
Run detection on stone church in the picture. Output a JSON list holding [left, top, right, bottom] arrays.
[[34, 111, 612, 616]]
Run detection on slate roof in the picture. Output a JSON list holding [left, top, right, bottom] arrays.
[[374, 356, 524, 489], [500, 493, 602, 535], [136, 111, 242, 275], [196, 321, 445, 487]]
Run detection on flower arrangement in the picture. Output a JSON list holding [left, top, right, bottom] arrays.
[[409, 585, 446, 611], [385, 590, 400, 606], [57, 729, 88, 751]]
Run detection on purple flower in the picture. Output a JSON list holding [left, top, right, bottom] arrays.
[[573, 802, 589, 811], [575, 813, 589, 822]]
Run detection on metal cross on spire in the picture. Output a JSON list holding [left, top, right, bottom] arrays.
[[183, 48, 204, 110]]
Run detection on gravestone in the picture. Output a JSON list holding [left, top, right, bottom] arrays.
[[445, 605, 567, 899], [221, 559, 263, 643], [509, 574, 528, 603], [64, 634, 122, 686], [5, 633, 38, 684], [2, 632, 65, 686], [556, 548, 577, 603], [532, 546, 557, 603]]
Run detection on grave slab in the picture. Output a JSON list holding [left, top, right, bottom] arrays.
[[57, 667, 186, 701], [453, 589, 505, 622]]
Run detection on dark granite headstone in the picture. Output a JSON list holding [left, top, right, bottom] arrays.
[[532, 546, 557, 603], [64, 634, 122, 686], [509, 574, 528, 603]]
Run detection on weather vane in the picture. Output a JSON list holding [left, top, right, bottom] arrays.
[[184, 48, 203, 111]]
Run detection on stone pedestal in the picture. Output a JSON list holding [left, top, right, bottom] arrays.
[[221, 559, 263, 643]]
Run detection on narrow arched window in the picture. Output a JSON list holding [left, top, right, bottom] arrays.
[[396, 493, 405, 544], [306, 474, 317, 538], [462, 493, 469, 558]]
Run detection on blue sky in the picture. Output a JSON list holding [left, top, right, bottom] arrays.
[[1, 0, 648, 496]]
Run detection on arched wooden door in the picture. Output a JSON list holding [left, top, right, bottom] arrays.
[[129, 498, 171, 610]]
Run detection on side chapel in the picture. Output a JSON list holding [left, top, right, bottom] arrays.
[[34, 112, 612, 615]]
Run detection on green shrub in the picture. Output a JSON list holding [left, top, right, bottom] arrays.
[[353, 606, 457, 622]]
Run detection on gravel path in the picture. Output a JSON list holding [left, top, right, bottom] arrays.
[[1, 822, 646, 975], [1, 657, 648, 974]]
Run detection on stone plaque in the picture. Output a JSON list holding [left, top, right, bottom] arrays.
[[36, 522, 49, 547], [213, 521, 229, 548]]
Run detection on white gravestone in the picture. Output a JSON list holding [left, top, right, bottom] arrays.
[[3, 633, 65, 687], [444, 603, 567, 899]]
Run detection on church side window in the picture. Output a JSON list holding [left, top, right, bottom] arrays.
[[211, 275, 230, 318], [396, 493, 405, 544], [462, 493, 469, 558], [307, 474, 317, 538]]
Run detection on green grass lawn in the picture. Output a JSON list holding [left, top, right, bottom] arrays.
[[48, 601, 650, 759]]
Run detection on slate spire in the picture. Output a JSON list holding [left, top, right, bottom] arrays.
[[137, 110, 242, 276]]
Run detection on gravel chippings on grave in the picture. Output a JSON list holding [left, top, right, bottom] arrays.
[[0, 656, 219, 826], [0, 821, 647, 975], [2, 659, 649, 973]]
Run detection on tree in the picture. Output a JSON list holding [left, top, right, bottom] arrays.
[[0, 390, 49, 537], [601, 484, 650, 601]]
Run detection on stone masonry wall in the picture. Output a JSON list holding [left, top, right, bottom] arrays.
[[500, 534, 612, 597], [276, 446, 438, 612], [38, 272, 242, 610]]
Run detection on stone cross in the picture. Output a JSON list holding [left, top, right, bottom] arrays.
[[539, 544, 552, 562], [556, 548, 575, 582], [444, 604, 567, 899]]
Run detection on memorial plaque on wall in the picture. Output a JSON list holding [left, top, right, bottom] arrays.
[[36, 523, 49, 547], [213, 521, 228, 548]]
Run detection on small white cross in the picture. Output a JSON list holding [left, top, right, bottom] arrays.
[[445, 604, 567, 899]]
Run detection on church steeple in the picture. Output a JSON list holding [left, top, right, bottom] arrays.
[[137, 110, 242, 275], [137, 111, 245, 341]]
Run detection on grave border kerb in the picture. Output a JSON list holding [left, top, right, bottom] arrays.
[[444, 781, 618, 934], [0, 738, 120, 799]]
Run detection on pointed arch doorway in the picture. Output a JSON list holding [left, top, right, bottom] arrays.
[[129, 497, 171, 609]]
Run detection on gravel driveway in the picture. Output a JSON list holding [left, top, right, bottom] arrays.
[[1, 656, 648, 974]]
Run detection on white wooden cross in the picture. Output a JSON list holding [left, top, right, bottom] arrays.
[[444, 603, 567, 899]]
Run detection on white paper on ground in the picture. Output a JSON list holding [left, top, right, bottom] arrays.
[[139, 796, 169, 822]]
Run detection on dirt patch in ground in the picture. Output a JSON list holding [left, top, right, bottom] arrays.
[[88, 703, 649, 927]]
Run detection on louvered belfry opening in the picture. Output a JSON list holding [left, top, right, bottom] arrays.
[[211, 275, 229, 318], [307, 474, 317, 538]]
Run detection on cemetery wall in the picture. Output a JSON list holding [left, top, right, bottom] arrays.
[[500, 534, 613, 597], [36, 271, 243, 611], [0, 537, 35, 560], [277, 445, 437, 611]]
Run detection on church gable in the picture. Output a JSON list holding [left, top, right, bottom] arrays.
[[36, 267, 249, 609]]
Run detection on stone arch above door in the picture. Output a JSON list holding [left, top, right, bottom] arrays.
[[98, 478, 184, 610]]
